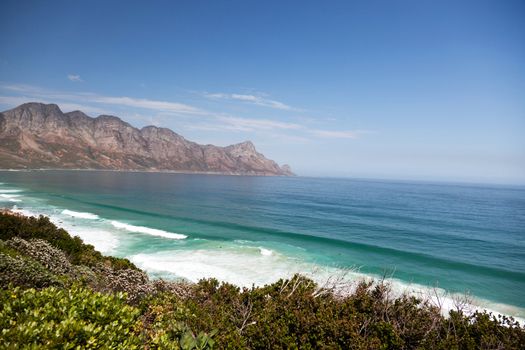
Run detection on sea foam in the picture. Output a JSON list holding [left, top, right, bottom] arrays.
[[131, 248, 294, 287], [0, 194, 22, 202], [259, 248, 273, 256], [62, 209, 100, 220], [11, 206, 37, 217], [110, 221, 187, 240], [0, 189, 23, 193], [63, 225, 118, 254], [131, 246, 525, 324]]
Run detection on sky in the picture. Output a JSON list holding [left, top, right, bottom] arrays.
[[0, 0, 524, 184]]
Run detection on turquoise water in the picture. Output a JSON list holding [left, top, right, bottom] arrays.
[[1, 170, 524, 319]]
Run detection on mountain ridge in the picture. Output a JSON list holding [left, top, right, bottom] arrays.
[[0, 102, 294, 176]]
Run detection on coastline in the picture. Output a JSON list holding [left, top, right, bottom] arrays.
[[0, 167, 295, 177], [1, 174, 524, 324]]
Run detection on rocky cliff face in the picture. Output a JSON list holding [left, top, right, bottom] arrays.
[[0, 102, 294, 176]]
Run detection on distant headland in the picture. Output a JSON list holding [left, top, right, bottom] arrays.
[[0, 102, 294, 176]]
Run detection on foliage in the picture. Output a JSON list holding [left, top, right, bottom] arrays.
[[0, 285, 142, 349], [139, 289, 217, 349], [0, 251, 64, 289], [141, 275, 525, 349], [6, 237, 73, 275], [90, 263, 155, 304]]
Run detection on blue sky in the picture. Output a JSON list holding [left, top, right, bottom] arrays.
[[1, 0, 524, 184]]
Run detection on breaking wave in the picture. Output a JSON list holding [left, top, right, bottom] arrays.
[[110, 220, 187, 240]]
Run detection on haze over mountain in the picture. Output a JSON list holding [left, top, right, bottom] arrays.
[[0, 103, 293, 176]]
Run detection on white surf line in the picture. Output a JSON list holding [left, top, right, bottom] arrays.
[[110, 220, 187, 240], [130, 246, 525, 325], [0, 194, 22, 202], [0, 189, 23, 193]]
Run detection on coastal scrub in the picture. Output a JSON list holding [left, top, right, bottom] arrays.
[[0, 211, 524, 349]]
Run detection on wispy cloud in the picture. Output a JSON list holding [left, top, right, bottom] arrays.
[[184, 115, 363, 140], [1, 83, 38, 93], [0, 83, 205, 116], [88, 95, 203, 115], [309, 130, 361, 139], [218, 116, 303, 131], [205, 92, 298, 111], [67, 74, 83, 82], [183, 116, 303, 133]]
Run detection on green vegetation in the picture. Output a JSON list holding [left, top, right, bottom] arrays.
[[0, 211, 524, 349], [1, 286, 141, 349]]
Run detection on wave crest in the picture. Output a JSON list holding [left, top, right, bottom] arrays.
[[110, 221, 187, 240], [0, 189, 23, 193], [0, 194, 22, 202]]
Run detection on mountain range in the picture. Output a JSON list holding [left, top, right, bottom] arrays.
[[0, 102, 293, 176]]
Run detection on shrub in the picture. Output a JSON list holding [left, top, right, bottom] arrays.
[[153, 276, 525, 349], [6, 237, 73, 275], [0, 285, 142, 349], [91, 263, 154, 304], [0, 251, 63, 289], [140, 290, 218, 349]]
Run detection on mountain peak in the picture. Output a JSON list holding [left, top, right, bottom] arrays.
[[228, 140, 256, 152], [280, 164, 294, 175], [16, 102, 63, 115], [238, 140, 255, 148]]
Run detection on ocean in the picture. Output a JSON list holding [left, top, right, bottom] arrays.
[[1, 170, 524, 320]]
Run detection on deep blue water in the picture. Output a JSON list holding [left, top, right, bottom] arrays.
[[1, 170, 524, 318]]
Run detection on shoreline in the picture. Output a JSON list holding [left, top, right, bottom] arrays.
[[4, 168, 525, 188], [0, 167, 294, 177]]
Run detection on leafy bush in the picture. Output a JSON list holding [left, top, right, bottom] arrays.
[[139, 290, 218, 349], [6, 237, 73, 275], [0, 250, 63, 289], [149, 276, 525, 349], [90, 263, 154, 304], [0, 285, 142, 349]]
